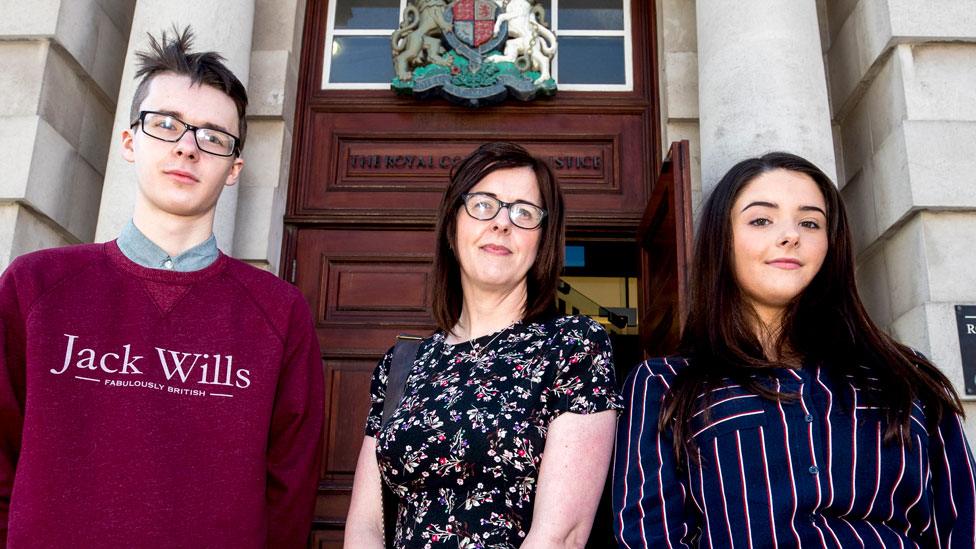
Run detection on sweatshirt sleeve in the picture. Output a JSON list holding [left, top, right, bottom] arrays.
[[265, 292, 324, 548], [0, 263, 27, 546], [612, 359, 697, 548], [929, 410, 976, 547]]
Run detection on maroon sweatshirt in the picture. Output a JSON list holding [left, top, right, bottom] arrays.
[[0, 242, 323, 548]]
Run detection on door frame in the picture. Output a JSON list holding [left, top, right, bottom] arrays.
[[281, 0, 666, 540]]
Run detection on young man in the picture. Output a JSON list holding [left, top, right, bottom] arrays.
[[0, 28, 323, 547]]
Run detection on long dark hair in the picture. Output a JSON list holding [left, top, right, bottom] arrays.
[[662, 152, 963, 464], [431, 142, 565, 334]]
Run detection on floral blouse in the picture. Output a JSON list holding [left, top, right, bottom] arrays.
[[365, 315, 623, 548]]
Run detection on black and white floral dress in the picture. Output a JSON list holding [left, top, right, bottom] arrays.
[[365, 315, 622, 549]]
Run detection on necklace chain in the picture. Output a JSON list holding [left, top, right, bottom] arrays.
[[458, 321, 519, 359], [473, 329, 506, 359]]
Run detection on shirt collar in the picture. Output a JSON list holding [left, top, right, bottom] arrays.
[[117, 220, 219, 272]]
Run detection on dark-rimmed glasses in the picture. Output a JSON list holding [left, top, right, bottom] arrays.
[[131, 111, 240, 157], [461, 193, 548, 229]]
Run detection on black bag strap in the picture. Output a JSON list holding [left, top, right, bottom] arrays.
[[380, 334, 422, 548], [381, 335, 422, 426]]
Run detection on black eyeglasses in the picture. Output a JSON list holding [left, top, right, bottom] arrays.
[[461, 193, 548, 229], [131, 111, 240, 157]]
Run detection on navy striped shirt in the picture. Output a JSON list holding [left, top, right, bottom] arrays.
[[613, 357, 976, 548]]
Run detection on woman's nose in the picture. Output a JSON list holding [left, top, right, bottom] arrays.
[[491, 207, 513, 233], [779, 229, 799, 247]]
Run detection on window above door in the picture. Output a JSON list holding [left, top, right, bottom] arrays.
[[321, 0, 632, 91]]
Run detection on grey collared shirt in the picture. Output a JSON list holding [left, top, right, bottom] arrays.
[[117, 220, 219, 272]]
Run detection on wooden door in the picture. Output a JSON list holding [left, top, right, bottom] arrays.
[[637, 140, 693, 356], [284, 1, 664, 545]]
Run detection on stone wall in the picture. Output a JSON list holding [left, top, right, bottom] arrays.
[[656, 0, 702, 214], [0, 0, 135, 269], [235, 0, 306, 272], [821, 0, 976, 435]]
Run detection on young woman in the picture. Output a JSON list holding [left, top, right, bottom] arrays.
[[346, 142, 621, 548], [613, 152, 975, 547]]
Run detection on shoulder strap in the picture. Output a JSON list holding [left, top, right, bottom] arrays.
[[381, 335, 422, 426]]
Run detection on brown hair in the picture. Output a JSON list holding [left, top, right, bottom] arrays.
[[663, 152, 963, 465], [431, 142, 565, 334], [130, 26, 248, 153]]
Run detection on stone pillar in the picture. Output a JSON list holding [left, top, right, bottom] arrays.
[[0, 0, 134, 270], [232, 0, 306, 273], [697, 0, 836, 192], [94, 0, 256, 251], [656, 0, 703, 215]]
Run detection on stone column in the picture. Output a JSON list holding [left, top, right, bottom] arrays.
[[94, 0, 256, 250], [697, 0, 836, 193], [232, 0, 306, 273]]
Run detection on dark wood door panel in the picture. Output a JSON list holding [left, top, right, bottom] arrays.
[[295, 228, 438, 356], [638, 141, 693, 357], [315, 357, 372, 528], [298, 228, 441, 537], [310, 528, 343, 549], [294, 112, 648, 228], [324, 359, 374, 478], [328, 259, 431, 318]]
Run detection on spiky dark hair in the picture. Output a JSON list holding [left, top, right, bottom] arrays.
[[129, 26, 248, 153]]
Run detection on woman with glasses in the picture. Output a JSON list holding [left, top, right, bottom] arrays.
[[613, 152, 976, 547], [345, 142, 622, 548]]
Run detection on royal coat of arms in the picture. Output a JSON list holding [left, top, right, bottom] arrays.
[[390, 0, 557, 106]]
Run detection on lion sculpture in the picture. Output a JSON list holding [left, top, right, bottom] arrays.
[[391, 0, 453, 81], [486, 0, 556, 85]]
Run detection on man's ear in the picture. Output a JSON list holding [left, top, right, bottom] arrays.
[[224, 157, 244, 187], [121, 127, 136, 163]]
